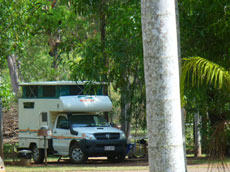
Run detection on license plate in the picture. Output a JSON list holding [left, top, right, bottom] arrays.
[[104, 146, 115, 151]]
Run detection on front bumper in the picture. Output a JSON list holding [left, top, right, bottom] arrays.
[[79, 139, 127, 157]]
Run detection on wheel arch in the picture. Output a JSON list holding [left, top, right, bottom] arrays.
[[29, 142, 37, 149], [69, 140, 79, 152], [69, 140, 87, 163]]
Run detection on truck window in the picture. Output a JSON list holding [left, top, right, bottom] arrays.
[[70, 115, 109, 127], [56, 116, 69, 129]]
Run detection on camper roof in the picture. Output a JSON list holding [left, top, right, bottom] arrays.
[[19, 81, 107, 86]]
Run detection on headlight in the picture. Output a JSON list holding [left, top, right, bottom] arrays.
[[120, 132, 126, 139], [83, 133, 96, 140]]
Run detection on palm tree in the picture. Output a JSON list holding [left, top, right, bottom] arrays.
[[181, 56, 230, 168]]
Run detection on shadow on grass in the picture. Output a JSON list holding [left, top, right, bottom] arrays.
[[5, 158, 149, 172], [5, 157, 148, 167]]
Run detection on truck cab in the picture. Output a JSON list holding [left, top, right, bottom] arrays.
[[53, 113, 126, 163], [18, 81, 127, 163]]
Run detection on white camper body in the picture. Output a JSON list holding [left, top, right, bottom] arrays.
[[18, 81, 126, 163]]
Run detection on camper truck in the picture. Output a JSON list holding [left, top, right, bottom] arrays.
[[18, 81, 127, 163]]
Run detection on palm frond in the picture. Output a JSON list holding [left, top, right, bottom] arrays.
[[181, 57, 230, 89], [180, 57, 230, 105]]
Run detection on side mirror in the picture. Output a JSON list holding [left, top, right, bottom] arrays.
[[70, 130, 78, 135], [67, 113, 78, 135]]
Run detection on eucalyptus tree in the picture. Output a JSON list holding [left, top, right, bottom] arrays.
[[0, 0, 81, 82], [106, 0, 145, 135], [0, 0, 28, 93], [1, 0, 146, 135], [141, 0, 186, 171], [70, 0, 145, 135]]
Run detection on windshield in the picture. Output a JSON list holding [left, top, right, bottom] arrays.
[[70, 115, 109, 127]]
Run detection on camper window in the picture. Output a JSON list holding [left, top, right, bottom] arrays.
[[41, 112, 48, 122], [23, 102, 34, 109], [23, 86, 38, 98], [42, 86, 56, 98], [69, 85, 84, 95]]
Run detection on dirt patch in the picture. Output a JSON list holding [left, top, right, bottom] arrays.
[[2, 103, 18, 143]]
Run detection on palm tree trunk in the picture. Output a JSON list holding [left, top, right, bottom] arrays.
[[141, 0, 186, 171]]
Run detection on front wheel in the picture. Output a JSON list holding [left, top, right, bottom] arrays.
[[70, 144, 87, 164], [31, 145, 45, 163]]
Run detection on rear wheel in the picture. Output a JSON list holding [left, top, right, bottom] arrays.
[[70, 144, 87, 164], [31, 145, 45, 163]]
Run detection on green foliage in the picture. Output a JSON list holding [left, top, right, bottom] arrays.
[[0, 0, 86, 82], [0, 78, 15, 108], [18, 35, 71, 81], [182, 57, 230, 89], [180, 0, 230, 159], [4, 143, 18, 159], [0, 0, 146, 131], [70, 38, 106, 81], [69, 0, 145, 129], [179, 0, 230, 62], [180, 0, 230, 119], [185, 124, 194, 152]]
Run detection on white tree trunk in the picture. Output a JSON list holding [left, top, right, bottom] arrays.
[[141, 0, 186, 171], [194, 111, 202, 157], [7, 54, 19, 94]]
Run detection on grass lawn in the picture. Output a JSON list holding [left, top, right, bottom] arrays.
[[4, 157, 149, 172], [5, 155, 230, 172], [6, 165, 149, 172]]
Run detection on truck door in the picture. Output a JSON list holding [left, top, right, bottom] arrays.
[[52, 115, 71, 155]]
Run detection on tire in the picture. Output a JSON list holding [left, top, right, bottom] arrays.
[[70, 144, 87, 164], [31, 145, 45, 163], [107, 153, 126, 163]]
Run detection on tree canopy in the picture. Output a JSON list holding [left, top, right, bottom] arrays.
[[0, 0, 146, 134]]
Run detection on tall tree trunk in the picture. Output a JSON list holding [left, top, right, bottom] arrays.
[[99, 0, 109, 121], [176, 0, 187, 170], [201, 112, 208, 154], [7, 54, 19, 94], [120, 88, 131, 137], [141, 0, 186, 171], [48, 0, 61, 69], [194, 111, 202, 157], [48, 33, 61, 69]]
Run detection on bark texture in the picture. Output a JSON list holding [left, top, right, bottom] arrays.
[[194, 112, 202, 157], [141, 0, 186, 171], [7, 54, 19, 94]]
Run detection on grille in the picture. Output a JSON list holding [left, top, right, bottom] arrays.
[[94, 133, 120, 140]]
